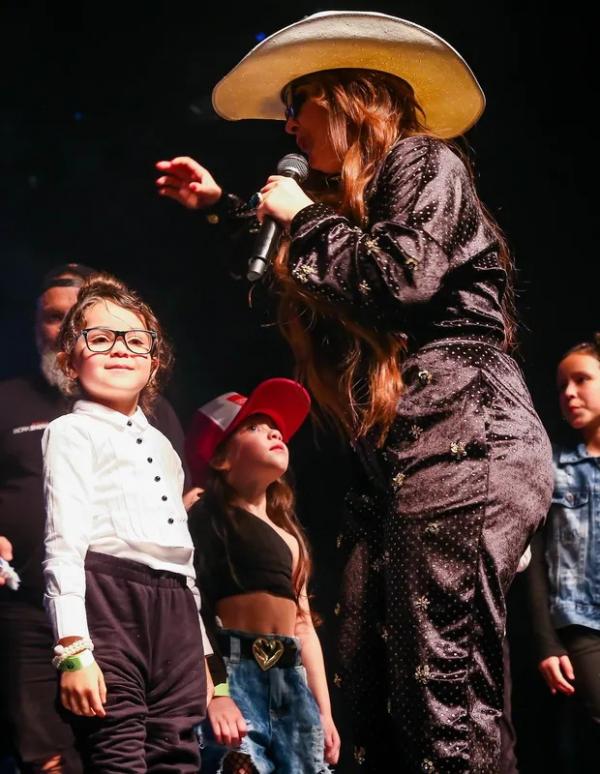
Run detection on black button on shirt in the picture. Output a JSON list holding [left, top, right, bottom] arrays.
[[162, 495, 168, 501], [154, 476, 161, 482], [136, 438, 142, 444]]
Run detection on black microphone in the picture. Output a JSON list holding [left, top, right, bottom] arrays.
[[247, 153, 310, 282]]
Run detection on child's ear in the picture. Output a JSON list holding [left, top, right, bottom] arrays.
[[210, 454, 231, 473], [149, 358, 160, 383]]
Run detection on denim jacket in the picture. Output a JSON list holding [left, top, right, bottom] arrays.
[[545, 444, 600, 631]]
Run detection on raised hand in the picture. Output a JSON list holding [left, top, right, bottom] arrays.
[[155, 157, 222, 210]]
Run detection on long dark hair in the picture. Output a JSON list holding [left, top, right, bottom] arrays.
[[275, 68, 517, 443]]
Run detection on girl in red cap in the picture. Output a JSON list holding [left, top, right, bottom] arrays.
[[186, 379, 340, 773]]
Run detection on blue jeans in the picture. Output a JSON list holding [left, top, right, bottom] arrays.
[[199, 629, 331, 774]]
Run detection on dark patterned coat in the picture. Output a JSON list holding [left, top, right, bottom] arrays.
[[283, 136, 554, 773]]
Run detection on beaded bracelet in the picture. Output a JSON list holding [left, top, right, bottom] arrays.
[[52, 637, 94, 669]]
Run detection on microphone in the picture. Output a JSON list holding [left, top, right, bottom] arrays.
[[247, 153, 309, 282]]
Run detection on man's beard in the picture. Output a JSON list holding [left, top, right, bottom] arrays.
[[39, 349, 71, 392]]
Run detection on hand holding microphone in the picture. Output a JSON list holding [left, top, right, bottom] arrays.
[[248, 153, 310, 282]]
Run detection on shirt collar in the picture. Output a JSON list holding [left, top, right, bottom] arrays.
[[73, 399, 149, 432], [558, 443, 595, 465]]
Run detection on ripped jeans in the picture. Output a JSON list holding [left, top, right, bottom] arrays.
[[198, 629, 330, 774]]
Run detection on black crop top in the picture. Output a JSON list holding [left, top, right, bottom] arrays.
[[190, 499, 296, 603], [188, 497, 297, 684]]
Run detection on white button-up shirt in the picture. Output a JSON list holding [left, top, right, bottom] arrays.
[[42, 399, 210, 653]]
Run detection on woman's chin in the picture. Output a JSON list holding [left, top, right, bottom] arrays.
[[308, 154, 341, 175]]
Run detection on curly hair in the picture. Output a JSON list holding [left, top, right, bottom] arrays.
[[57, 273, 173, 413]]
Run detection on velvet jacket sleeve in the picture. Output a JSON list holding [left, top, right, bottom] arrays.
[[198, 192, 260, 279], [286, 136, 487, 317]]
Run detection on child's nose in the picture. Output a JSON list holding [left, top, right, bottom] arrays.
[[112, 336, 129, 354]]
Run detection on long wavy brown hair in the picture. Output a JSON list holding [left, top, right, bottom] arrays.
[[204, 441, 315, 617], [274, 68, 517, 443], [57, 273, 173, 413]]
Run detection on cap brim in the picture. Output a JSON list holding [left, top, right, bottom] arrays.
[[227, 378, 310, 443]]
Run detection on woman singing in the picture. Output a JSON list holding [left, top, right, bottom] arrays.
[[156, 12, 554, 771]]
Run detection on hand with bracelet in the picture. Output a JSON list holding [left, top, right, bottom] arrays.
[[207, 683, 248, 748], [56, 635, 107, 717]]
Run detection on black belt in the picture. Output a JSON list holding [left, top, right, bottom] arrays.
[[217, 632, 300, 671]]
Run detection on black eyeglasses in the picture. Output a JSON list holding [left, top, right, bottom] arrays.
[[284, 90, 308, 121], [81, 327, 157, 355]]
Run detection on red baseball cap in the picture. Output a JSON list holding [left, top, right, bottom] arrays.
[[185, 378, 311, 485]]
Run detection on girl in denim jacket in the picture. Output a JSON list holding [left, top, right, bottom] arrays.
[[528, 336, 600, 756]]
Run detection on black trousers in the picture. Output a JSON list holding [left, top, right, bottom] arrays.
[[0, 599, 82, 772], [559, 625, 600, 767], [72, 552, 206, 773]]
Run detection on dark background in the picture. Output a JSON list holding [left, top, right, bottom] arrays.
[[0, 1, 594, 770]]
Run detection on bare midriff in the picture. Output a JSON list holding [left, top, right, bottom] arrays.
[[216, 591, 297, 636]]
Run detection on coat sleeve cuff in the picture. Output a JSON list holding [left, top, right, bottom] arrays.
[[289, 203, 338, 238]]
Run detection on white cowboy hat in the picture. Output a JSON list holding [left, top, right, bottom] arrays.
[[212, 11, 485, 138]]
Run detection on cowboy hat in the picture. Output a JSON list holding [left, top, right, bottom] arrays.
[[212, 10, 485, 138]]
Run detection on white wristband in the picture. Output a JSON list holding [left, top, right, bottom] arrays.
[[57, 649, 95, 673]]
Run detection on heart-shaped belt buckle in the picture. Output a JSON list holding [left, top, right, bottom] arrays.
[[252, 637, 284, 671]]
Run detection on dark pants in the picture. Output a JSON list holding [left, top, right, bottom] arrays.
[[72, 552, 206, 773], [337, 342, 554, 772], [0, 599, 82, 772], [559, 625, 600, 768]]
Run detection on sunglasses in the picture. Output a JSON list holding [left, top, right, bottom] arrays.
[[284, 90, 308, 121]]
